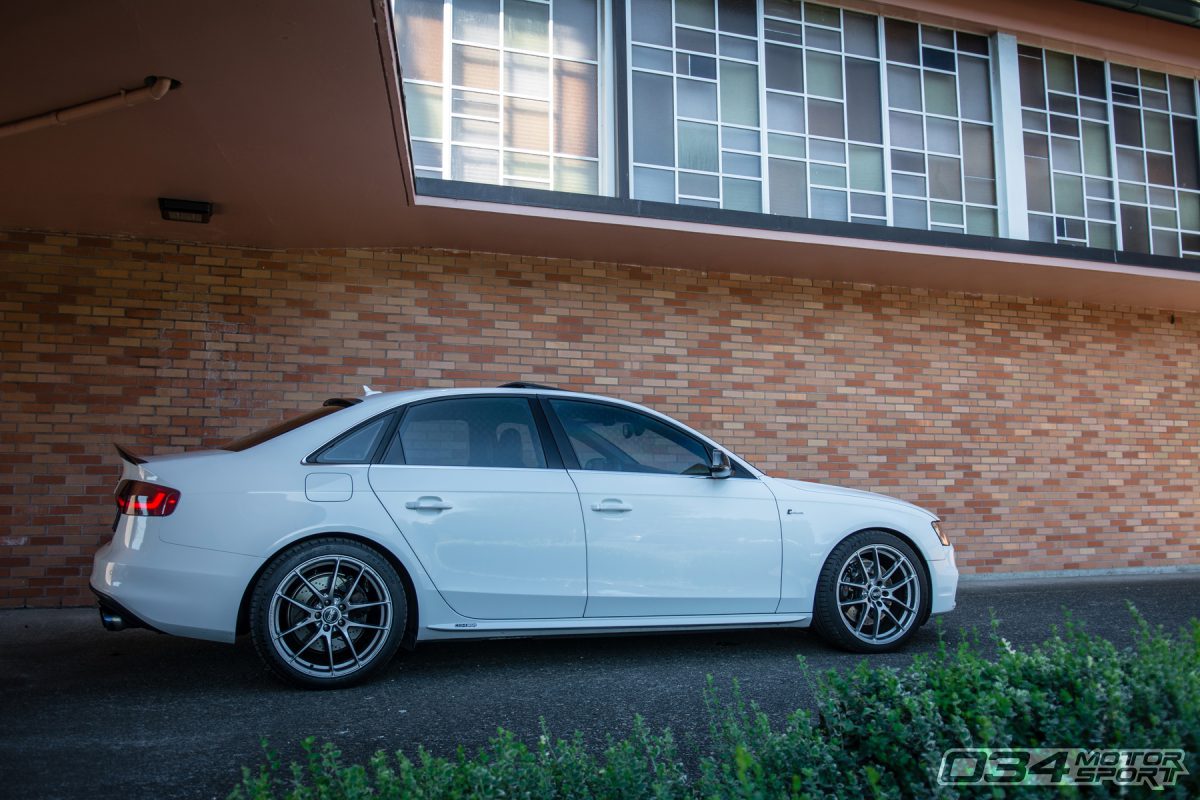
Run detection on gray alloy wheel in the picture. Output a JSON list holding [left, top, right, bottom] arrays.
[[250, 538, 406, 688], [811, 530, 930, 653]]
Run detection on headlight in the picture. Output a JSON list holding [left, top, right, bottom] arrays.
[[931, 520, 950, 547]]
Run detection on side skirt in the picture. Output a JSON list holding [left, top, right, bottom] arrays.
[[425, 612, 812, 637]]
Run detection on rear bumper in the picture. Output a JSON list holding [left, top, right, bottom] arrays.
[[89, 516, 263, 643]]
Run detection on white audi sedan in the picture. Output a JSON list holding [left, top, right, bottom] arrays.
[[91, 383, 958, 687]]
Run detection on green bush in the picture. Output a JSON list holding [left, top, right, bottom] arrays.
[[232, 608, 1198, 800]]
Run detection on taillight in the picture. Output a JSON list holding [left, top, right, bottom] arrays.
[[115, 480, 181, 517]]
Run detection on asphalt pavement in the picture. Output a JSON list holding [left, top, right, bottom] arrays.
[[1, 573, 1197, 799]]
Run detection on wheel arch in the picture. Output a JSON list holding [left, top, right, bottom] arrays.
[[236, 531, 421, 649]]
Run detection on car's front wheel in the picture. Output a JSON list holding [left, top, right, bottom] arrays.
[[811, 530, 929, 652], [249, 538, 407, 688]]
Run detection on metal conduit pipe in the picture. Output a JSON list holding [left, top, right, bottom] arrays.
[[0, 75, 178, 140]]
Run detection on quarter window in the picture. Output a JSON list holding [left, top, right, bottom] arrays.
[[549, 399, 712, 475], [385, 397, 548, 468], [312, 414, 394, 463]]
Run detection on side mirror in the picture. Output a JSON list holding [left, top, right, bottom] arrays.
[[709, 449, 733, 479]]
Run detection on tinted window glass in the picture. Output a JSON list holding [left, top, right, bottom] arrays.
[[222, 406, 344, 452], [549, 399, 711, 475], [313, 415, 392, 463], [386, 397, 547, 468]]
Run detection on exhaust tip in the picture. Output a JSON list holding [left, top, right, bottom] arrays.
[[100, 609, 127, 631]]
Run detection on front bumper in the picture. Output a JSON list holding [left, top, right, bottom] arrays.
[[929, 546, 959, 615], [89, 516, 263, 643]]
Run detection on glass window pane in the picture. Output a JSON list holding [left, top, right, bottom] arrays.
[[811, 188, 848, 221], [396, 0, 444, 82], [1028, 213, 1053, 241], [632, 72, 675, 165], [766, 44, 804, 93], [1113, 106, 1143, 147], [924, 71, 957, 117], [554, 157, 598, 193], [631, 0, 672, 46], [677, 28, 717, 54], [723, 177, 762, 211], [504, 98, 549, 149], [718, 0, 756, 35], [505, 0, 550, 52], [1045, 51, 1074, 93], [922, 47, 954, 71], [769, 158, 807, 216], [632, 45, 673, 71], [806, 27, 840, 51], [768, 132, 805, 157], [505, 52, 550, 97], [1147, 153, 1173, 186], [805, 2, 840, 27], [767, 92, 805, 133], [1121, 203, 1150, 252], [1143, 111, 1171, 151], [454, 44, 501, 90], [676, 0, 715, 28], [719, 35, 757, 59], [452, 89, 499, 118], [1169, 76, 1197, 116], [888, 66, 921, 112], [958, 55, 991, 121], [1025, 155, 1052, 212], [805, 51, 843, 99], [885, 19, 919, 65], [965, 177, 995, 204], [849, 145, 883, 191], [1174, 118, 1200, 189], [1053, 173, 1084, 215], [678, 78, 718, 120], [678, 121, 719, 171], [720, 61, 759, 126], [411, 140, 442, 169], [845, 58, 882, 144], [453, 0, 501, 44], [1081, 122, 1111, 177], [764, 17, 803, 46], [927, 117, 960, 155], [966, 207, 996, 236], [931, 201, 962, 224], [1116, 147, 1145, 182], [452, 145, 500, 182], [722, 151, 762, 176], [1077, 57, 1106, 99], [554, 59, 598, 157], [405, 83, 443, 139], [892, 173, 925, 195], [680, 171, 720, 196], [454, 116, 500, 144], [810, 163, 846, 187], [894, 197, 927, 228], [764, 0, 801, 21], [552, 0, 597, 59], [808, 98, 844, 138], [962, 123, 994, 178], [843, 11, 877, 57], [889, 111, 923, 149], [723, 126, 760, 151], [851, 192, 886, 215], [1018, 52, 1046, 110], [633, 166, 675, 201], [1050, 136, 1081, 174], [928, 155, 962, 200], [1180, 192, 1200, 230], [505, 150, 550, 180], [1087, 222, 1116, 248], [810, 138, 844, 162]]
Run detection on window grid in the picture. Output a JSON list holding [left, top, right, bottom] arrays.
[[398, 0, 604, 194], [1018, 45, 1200, 257]]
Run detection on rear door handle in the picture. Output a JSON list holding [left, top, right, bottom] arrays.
[[591, 499, 632, 513], [405, 496, 452, 511]]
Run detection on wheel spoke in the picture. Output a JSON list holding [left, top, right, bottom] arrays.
[[340, 566, 365, 603], [873, 610, 881, 640], [338, 627, 362, 668], [278, 593, 317, 614], [326, 632, 336, 673], [840, 597, 867, 607], [856, 553, 872, 579], [345, 621, 388, 631], [873, 547, 884, 582], [855, 608, 870, 634], [329, 558, 342, 596], [888, 574, 916, 591], [275, 617, 316, 641], [839, 580, 867, 590], [879, 559, 903, 583], [286, 630, 323, 665], [880, 602, 905, 629], [296, 571, 326, 602], [346, 599, 389, 611]]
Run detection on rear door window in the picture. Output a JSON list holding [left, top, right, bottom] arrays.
[[382, 397, 548, 469]]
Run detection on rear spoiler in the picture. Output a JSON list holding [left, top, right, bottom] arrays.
[[114, 443, 147, 466]]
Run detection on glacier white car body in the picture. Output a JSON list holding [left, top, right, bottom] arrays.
[[91, 386, 958, 683]]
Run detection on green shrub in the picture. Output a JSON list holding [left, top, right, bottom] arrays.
[[232, 608, 1198, 800]]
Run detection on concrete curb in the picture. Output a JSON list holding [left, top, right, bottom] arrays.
[[959, 564, 1200, 588]]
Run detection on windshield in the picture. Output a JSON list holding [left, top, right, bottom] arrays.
[[221, 406, 344, 452]]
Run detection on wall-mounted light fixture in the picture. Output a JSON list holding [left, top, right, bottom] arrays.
[[158, 197, 213, 224]]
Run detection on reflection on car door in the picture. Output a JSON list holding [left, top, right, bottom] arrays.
[[545, 398, 782, 617], [369, 396, 586, 620]]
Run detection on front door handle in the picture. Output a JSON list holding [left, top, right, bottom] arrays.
[[405, 496, 453, 511], [591, 499, 632, 513]]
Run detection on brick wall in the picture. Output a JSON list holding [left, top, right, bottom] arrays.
[[1, 228, 1198, 607]]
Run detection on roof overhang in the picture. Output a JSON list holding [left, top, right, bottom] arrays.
[[1, 0, 1199, 310]]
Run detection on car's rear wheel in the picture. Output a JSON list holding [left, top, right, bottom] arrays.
[[249, 538, 406, 688], [812, 530, 929, 653]]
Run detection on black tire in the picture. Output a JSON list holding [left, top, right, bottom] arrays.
[[249, 537, 407, 689], [811, 529, 930, 653]]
